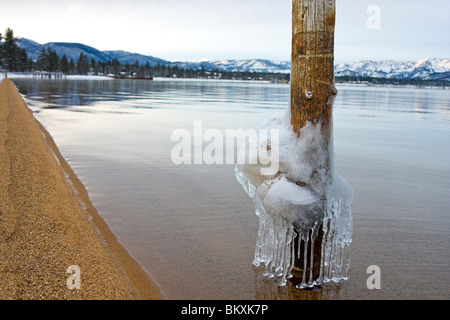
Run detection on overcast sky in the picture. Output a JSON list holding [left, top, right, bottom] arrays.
[[1, 0, 449, 63]]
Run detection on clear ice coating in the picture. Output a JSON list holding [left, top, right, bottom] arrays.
[[235, 105, 354, 289]]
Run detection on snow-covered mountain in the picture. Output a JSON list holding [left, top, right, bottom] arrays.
[[335, 58, 450, 80], [16, 38, 449, 80], [221, 59, 290, 74], [175, 58, 450, 80], [172, 59, 291, 74]]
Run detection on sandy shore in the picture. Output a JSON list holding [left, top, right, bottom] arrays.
[[0, 79, 164, 300]]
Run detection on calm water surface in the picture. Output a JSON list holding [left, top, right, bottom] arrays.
[[13, 78, 450, 300]]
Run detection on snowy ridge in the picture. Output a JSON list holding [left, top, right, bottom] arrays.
[[176, 57, 450, 79], [212, 59, 291, 74], [335, 58, 450, 80], [17, 38, 449, 79], [170, 59, 291, 74]]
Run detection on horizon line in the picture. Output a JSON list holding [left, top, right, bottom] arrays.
[[17, 37, 449, 65]]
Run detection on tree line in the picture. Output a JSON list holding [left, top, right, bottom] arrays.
[[335, 76, 449, 88], [28, 47, 290, 81], [0, 28, 289, 82], [4, 28, 444, 86]]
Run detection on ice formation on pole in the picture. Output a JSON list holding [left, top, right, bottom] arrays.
[[235, 104, 354, 289]]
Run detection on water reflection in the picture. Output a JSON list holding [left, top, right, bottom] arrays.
[[13, 78, 290, 115], [252, 267, 342, 300], [336, 85, 450, 119], [11, 78, 450, 300], [14, 80, 450, 124]]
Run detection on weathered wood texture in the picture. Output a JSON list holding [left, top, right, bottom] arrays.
[[290, 0, 337, 280], [291, 0, 336, 136]]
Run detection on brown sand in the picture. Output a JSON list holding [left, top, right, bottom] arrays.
[[0, 79, 165, 300]]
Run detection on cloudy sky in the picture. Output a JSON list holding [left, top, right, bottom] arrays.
[[1, 0, 449, 63]]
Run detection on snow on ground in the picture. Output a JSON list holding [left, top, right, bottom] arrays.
[[0, 72, 113, 81]]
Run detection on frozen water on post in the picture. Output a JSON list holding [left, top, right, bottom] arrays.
[[235, 106, 354, 288]]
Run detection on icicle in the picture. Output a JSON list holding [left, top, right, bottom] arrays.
[[297, 233, 309, 289], [308, 230, 316, 287], [235, 112, 354, 289]]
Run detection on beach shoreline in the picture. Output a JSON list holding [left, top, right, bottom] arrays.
[[0, 79, 165, 300]]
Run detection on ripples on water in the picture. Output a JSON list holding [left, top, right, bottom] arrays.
[[13, 78, 450, 299]]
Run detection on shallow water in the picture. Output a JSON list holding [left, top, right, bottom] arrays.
[[13, 78, 450, 299]]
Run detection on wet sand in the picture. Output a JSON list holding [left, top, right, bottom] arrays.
[[0, 79, 164, 300]]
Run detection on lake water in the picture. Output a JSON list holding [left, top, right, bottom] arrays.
[[13, 78, 450, 300]]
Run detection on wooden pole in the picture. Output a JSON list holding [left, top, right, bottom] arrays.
[[290, 0, 337, 282], [291, 0, 336, 136]]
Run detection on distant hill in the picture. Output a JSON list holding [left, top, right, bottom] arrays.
[[16, 38, 292, 73], [18, 38, 109, 62], [45, 42, 112, 63], [17, 38, 44, 60], [17, 38, 170, 67], [17, 38, 450, 80], [103, 50, 168, 67]]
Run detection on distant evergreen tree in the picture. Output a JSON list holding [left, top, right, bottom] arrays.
[[16, 47, 30, 72], [103, 60, 111, 75], [60, 54, 69, 74], [37, 48, 50, 71], [124, 62, 131, 75], [90, 58, 97, 74], [36, 47, 59, 72], [199, 67, 206, 78], [132, 60, 139, 75], [68, 58, 76, 75], [2, 28, 20, 72], [111, 58, 121, 75], [143, 62, 151, 77], [76, 52, 89, 74], [48, 48, 60, 72], [96, 61, 106, 75], [28, 57, 34, 71]]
